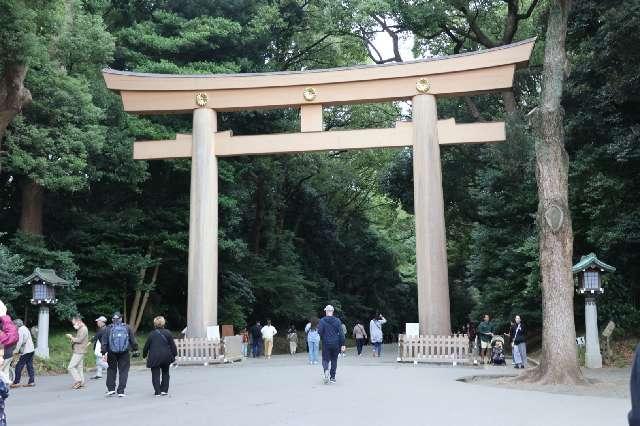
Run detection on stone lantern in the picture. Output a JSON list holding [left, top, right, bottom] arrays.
[[572, 253, 615, 369], [21, 268, 71, 359]]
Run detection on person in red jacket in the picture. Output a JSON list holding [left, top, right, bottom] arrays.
[[0, 300, 19, 384]]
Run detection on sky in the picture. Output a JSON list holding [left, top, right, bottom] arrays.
[[372, 31, 416, 62]]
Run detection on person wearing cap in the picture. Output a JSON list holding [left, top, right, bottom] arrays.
[[317, 305, 346, 384], [101, 312, 138, 397], [10, 319, 35, 388], [90, 316, 109, 380]]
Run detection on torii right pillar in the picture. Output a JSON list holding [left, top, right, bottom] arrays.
[[412, 94, 452, 335]]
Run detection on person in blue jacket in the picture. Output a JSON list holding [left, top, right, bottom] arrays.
[[317, 305, 346, 384], [629, 343, 640, 426]]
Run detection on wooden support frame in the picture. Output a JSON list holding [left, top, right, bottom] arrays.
[[300, 104, 323, 132]]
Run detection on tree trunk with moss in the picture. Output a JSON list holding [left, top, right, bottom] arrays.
[[19, 178, 44, 235], [0, 64, 31, 173]]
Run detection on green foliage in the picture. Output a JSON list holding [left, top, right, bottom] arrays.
[[0, 236, 23, 309], [1, 0, 638, 342]]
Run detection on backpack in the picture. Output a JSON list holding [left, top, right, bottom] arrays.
[[108, 323, 130, 353]]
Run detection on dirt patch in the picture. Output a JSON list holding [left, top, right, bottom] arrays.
[[458, 367, 630, 399]]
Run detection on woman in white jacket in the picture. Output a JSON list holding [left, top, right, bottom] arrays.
[[369, 314, 386, 357]]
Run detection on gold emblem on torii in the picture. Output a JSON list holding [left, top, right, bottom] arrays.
[[416, 78, 431, 94], [195, 92, 209, 107]]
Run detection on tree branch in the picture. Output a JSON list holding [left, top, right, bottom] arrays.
[[455, 5, 497, 48]]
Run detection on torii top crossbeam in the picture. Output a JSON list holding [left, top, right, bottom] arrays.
[[103, 38, 534, 113]]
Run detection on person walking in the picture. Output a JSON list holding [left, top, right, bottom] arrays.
[[463, 318, 478, 365], [0, 377, 7, 426], [286, 324, 298, 356], [240, 327, 249, 358], [352, 320, 368, 356], [101, 312, 138, 397], [90, 316, 109, 380], [261, 320, 277, 359], [142, 316, 177, 396], [477, 314, 494, 365], [339, 323, 348, 357], [508, 315, 527, 369], [0, 302, 18, 385], [305, 318, 320, 365], [369, 313, 386, 357], [318, 305, 346, 384], [630, 344, 640, 426], [66, 316, 88, 389], [250, 321, 262, 358], [10, 319, 35, 388]]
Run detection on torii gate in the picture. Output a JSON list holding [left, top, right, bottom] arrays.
[[103, 38, 534, 338]]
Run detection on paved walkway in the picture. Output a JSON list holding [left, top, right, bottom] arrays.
[[6, 346, 630, 426]]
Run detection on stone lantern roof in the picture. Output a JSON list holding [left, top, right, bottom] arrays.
[[21, 268, 71, 287], [572, 253, 616, 274]]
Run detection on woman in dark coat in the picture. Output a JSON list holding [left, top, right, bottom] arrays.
[[143, 316, 177, 396]]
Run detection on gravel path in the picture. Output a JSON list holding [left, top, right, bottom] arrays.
[[5, 345, 630, 426]]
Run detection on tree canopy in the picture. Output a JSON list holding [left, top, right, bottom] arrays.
[[0, 0, 637, 343]]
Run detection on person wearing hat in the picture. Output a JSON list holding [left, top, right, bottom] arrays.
[[100, 312, 138, 397], [10, 319, 35, 388], [317, 305, 346, 384], [90, 316, 109, 380]]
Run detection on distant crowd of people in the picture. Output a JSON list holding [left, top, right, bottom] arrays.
[[463, 313, 527, 368], [243, 313, 388, 362]]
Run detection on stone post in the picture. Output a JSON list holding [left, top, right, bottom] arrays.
[[186, 108, 218, 338], [584, 297, 602, 368], [35, 306, 50, 359], [412, 94, 451, 335]]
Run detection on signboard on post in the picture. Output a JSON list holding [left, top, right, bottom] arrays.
[[405, 323, 420, 336], [602, 321, 615, 337]]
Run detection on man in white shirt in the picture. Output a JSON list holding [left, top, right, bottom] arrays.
[[11, 319, 35, 388], [260, 320, 277, 359]]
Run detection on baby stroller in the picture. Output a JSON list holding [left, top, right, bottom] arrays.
[[490, 336, 506, 365]]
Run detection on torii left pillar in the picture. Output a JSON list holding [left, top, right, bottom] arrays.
[[186, 107, 218, 338], [412, 94, 452, 335]]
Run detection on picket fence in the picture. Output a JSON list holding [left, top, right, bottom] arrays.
[[397, 334, 470, 365], [174, 338, 224, 365]]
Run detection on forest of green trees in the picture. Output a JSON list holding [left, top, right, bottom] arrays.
[[0, 0, 638, 339]]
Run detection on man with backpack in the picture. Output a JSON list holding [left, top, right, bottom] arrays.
[[101, 312, 138, 397]]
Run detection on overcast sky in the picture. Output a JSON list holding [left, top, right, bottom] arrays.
[[372, 31, 416, 62]]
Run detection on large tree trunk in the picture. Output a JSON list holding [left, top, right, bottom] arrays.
[[0, 64, 31, 173], [522, 0, 583, 385], [19, 178, 44, 235]]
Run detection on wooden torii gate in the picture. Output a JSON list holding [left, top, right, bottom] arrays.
[[103, 38, 534, 338]]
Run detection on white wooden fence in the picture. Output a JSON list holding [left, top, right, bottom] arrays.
[[397, 334, 470, 365], [175, 338, 223, 365]]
